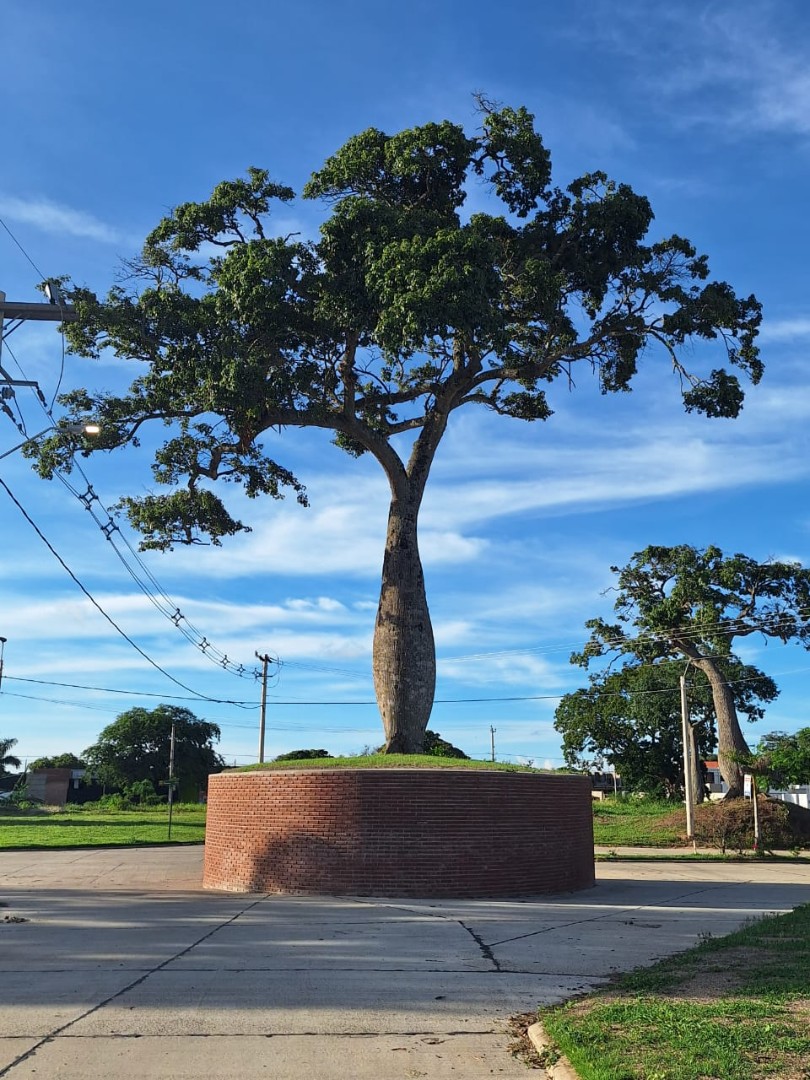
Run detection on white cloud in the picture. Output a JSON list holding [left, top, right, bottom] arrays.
[[0, 195, 124, 244], [759, 317, 810, 343]]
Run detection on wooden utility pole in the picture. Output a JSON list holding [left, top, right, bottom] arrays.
[[167, 720, 177, 840], [680, 674, 695, 841], [0, 289, 76, 405], [255, 652, 272, 763]]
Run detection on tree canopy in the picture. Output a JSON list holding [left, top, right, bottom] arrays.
[[555, 657, 777, 797], [575, 545, 810, 795], [28, 753, 86, 771], [83, 705, 223, 794], [756, 728, 810, 788], [41, 104, 762, 753]]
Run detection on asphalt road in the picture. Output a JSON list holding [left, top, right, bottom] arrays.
[[1, 847, 808, 1078]]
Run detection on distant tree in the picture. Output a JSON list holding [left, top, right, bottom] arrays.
[[39, 104, 762, 754], [83, 705, 224, 794], [0, 738, 21, 776], [273, 749, 332, 761], [575, 546, 810, 796], [555, 658, 777, 798], [28, 753, 87, 771], [755, 729, 810, 788], [422, 730, 469, 759]]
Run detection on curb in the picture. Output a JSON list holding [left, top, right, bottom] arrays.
[[527, 1022, 580, 1080]]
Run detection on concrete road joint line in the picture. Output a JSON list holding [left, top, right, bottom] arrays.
[[0, 893, 271, 1078], [485, 881, 743, 948], [349, 895, 505, 970]]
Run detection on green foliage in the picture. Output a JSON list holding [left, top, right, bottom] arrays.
[[555, 658, 776, 796], [273, 748, 332, 761], [573, 545, 809, 789], [422, 730, 469, 759], [46, 109, 761, 552], [28, 752, 86, 771], [0, 737, 21, 776], [83, 705, 223, 793], [756, 728, 810, 787]]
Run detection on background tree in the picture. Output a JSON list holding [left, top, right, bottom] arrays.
[[0, 738, 21, 775], [575, 546, 810, 796], [755, 728, 810, 788], [422, 730, 469, 759], [41, 105, 761, 753], [83, 705, 223, 796], [28, 753, 86, 771], [273, 749, 332, 761], [555, 658, 777, 797]]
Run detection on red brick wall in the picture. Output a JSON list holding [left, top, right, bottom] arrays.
[[204, 769, 595, 897]]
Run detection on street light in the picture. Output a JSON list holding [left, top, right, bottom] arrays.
[[0, 422, 100, 462]]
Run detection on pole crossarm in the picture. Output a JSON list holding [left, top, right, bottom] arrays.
[[0, 299, 77, 324]]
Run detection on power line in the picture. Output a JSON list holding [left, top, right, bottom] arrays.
[[0, 216, 47, 282], [0, 475, 253, 707]]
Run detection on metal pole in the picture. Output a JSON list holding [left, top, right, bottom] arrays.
[[490, 725, 496, 763], [167, 720, 176, 840], [680, 675, 695, 841], [0, 637, 6, 691], [255, 653, 271, 763]]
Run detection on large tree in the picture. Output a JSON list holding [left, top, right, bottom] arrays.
[[40, 105, 762, 752], [83, 705, 223, 794], [574, 546, 810, 796], [555, 658, 777, 797]]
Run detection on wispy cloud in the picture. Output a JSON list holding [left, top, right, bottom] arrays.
[[0, 194, 123, 244], [759, 317, 810, 343]]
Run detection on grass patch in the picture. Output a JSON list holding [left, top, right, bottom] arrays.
[[592, 797, 686, 846], [0, 804, 206, 848], [236, 754, 548, 772], [541, 902, 810, 1080]]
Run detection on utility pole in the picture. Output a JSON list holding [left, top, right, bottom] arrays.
[[680, 674, 695, 842], [0, 288, 76, 410], [255, 652, 272, 763], [490, 725, 496, 763], [0, 637, 6, 691], [167, 719, 177, 840]]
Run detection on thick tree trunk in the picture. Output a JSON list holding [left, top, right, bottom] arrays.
[[373, 489, 435, 753], [687, 723, 705, 804], [695, 658, 751, 798]]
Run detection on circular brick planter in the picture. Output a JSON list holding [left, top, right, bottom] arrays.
[[204, 768, 595, 897]]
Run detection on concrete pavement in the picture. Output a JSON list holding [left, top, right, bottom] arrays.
[[1, 847, 809, 1078]]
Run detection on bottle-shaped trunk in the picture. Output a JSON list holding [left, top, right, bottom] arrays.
[[373, 492, 435, 753]]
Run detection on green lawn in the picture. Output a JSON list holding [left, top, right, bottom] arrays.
[[592, 797, 685, 846], [540, 902, 810, 1080], [0, 805, 206, 848]]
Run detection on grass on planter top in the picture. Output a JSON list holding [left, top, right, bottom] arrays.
[[540, 901, 810, 1080], [236, 754, 551, 772], [0, 804, 206, 849]]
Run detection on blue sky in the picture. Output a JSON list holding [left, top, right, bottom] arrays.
[[2, 0, 810, 769]]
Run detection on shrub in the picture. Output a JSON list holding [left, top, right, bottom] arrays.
[[693, 797, 810, 854]]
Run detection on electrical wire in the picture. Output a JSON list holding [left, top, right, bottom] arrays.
[[0, 215, 47, 281], [0, 474, 254, 708]]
